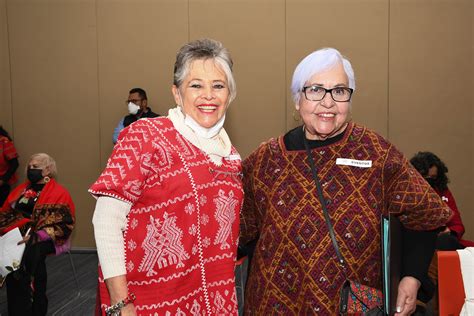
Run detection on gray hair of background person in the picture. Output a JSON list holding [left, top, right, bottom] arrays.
[[291, 47, 356, 104], [25, 153, 58, 178], [173, 38, 237, 103]]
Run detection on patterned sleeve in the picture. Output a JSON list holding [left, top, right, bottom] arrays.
[[383, 145, 452, 230], [89, 120, 157, 204], [240, 147, 262, 245]]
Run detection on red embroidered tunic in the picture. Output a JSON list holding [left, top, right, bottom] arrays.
[[90, 118, 243, 315]]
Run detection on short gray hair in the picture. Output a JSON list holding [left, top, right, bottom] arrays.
[[27, 153, 58, 178], [173, 38, 236, 102], [291, 47, 355, 104]]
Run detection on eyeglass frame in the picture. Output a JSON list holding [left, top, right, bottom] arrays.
[[301, 85, 354, 102], [125, 99, 143, 105]]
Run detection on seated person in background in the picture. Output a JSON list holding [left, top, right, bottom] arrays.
[[112, 87, 160, 144], [0, 153, 75, 316], [410, 151, 474, 249], [0, 125, 19, 206]]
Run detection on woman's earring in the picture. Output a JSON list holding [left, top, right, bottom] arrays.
[[44, 176, 50, 183], [292, 110, 301, 122]]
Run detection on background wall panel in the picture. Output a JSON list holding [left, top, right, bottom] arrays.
[[1, 0, 472, 247], [189, 0, 286, 157], [389, 0, 473, 239], [286, 0, 389, 136], [97, 0, 188, 165], [0, 0, 12, 133], [6, 0, 100, 247]]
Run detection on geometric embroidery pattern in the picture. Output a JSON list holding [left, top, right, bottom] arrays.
[[139, 213, 190, 276], [213, 190, 238, 250]]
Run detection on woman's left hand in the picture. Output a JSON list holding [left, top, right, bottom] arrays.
[[394, 276, 421, 315]]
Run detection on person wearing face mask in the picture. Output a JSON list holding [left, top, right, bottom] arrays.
[[239, 48, 451, 315], [410, 152, 474, 250], [91, 39, 242, 315], [112, 87, 160, 144], [0, 153, 75, 316]]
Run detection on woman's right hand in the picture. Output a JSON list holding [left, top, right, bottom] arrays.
[[119, 304, 137, 315]]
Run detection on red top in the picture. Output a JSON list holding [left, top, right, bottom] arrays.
[[0, 136, 18, 185], [90, 118, 243, 315], [436, 188, 474, 247]]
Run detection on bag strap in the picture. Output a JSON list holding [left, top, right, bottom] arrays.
[[303, 136, 346, 270]]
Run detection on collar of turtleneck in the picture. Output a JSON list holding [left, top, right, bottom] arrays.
[[167, 107, 232, 166]]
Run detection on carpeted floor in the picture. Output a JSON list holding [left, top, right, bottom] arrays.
[[0, 252, 248, 316]]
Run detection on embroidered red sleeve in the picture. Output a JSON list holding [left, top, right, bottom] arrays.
[[89, 120, 156, 204]]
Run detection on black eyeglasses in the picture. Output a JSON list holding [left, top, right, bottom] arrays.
[[302, 86, 353, 102], [125, 99, 143, 104]]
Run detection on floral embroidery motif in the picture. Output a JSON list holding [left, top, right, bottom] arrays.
[[202, 237, 211, 248], [188, 224, 197, 236], [201, 214, 209, 226], [184, 202, 195, 215], [130, 218, 139, 230], [213, 190, 238, 250], [200, 195, 207, 206], [138, 213, 190, 276], [128, 239, 137, 251]]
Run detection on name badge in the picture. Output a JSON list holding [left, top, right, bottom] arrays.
[[336, 158, 372, 168], [226, 154, 241, 161]]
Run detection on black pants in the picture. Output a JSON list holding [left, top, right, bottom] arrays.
[[6, 240, 55, 316], [0, 182, 10, 207]]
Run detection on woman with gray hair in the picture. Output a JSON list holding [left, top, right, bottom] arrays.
[[91, 38, 243, 315], [240, 48, 451, 315], [1, 153, 75, 316]]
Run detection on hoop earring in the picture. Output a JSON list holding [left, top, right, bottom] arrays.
[[44, 176, 50, 183], [292, 110, 301, 122]]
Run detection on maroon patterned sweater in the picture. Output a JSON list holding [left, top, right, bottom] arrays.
[[240, 122, 451, 315]]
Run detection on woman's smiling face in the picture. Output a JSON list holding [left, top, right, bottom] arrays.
[[172, 59, 230, 129]]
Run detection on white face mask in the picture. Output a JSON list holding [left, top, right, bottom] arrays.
[[128, 102, 140, 115], [177, 91, 226, 139], [184, 113, 226, 139]]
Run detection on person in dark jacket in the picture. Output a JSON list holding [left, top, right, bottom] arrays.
[[112, 88, 159, 144]]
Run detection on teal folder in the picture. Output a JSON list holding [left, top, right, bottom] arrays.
[[382, 215, 402, 315]]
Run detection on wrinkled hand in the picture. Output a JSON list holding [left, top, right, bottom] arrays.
[[395, 276, 421, 316], [119, 304, 137, 316], [17, 235, 30, 245]]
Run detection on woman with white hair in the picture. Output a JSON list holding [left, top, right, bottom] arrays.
[[91, 38, 243, 315], [240, 48, 451, 315], [0, 153, 75, 316]]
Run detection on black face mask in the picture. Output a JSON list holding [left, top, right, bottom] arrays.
[[27, 168, 43, 184], [425, 177, 439, 189]]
